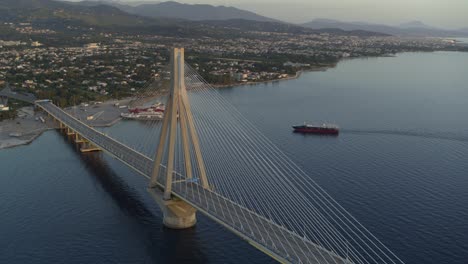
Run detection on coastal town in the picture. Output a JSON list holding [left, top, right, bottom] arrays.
[[0, 21, 467, 149], [1, 22, 464, 104]]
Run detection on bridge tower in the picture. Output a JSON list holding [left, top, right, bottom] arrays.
[[148, 48, 209, 229]]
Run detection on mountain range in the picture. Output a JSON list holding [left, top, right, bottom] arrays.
[[1, 0, 463, 38], [73, 0, 277, 22], [0, 0, 389, 38], [116, 1, 277, 22], [302, 19, 468, 37], [80, 1, 468, 37]]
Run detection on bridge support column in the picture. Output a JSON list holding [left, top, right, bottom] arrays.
[[80, 140, 101, 153], [67, 128, 76, 136], [148, 187, 197, 229]]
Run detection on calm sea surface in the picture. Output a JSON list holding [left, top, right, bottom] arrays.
[[1, 52, 468, 264]]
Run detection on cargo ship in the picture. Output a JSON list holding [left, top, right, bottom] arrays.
[[292, 122, 339, 135]]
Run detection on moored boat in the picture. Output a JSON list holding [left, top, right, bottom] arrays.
[[128, 102, 165, 114], [121, 111, 164, 121]]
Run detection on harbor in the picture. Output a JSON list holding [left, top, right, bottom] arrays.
[[0, 96, 168, 149], [0, 106, 52, 149]]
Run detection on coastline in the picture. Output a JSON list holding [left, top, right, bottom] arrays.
[[0, 106, 57, 150], [0, 100, 127, 150], [0, 64, 333, 150], [212, 65, 332, 89], [0, 127, 53, 150], [4, 50, 459, 151], [213, 71, 303, 89]]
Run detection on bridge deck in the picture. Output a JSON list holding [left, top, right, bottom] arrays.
[[0, 86, 36, 103], [37, 101, 350, 264], [171, 182, 349, 264]]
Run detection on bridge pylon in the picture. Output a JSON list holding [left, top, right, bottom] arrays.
[[149, 48, 209, 229]]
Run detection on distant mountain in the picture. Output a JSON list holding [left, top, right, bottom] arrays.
[[63, 1, 386, 37], [0, 0, 224, 42], [0, 0, 390, 40], [303, 19, 401, 35], [196, 19, 387, 37], [303, 19, 468, 37], [399, 20, 434, 29], [78, 1, 278, 22]]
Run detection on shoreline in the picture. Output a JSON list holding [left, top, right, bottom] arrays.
[[212, 65, 332, 89], [213, 71, 303, 89], [0, 66, 321, 150], [0, 107, 50, 150], [0, 127, 54, 150], [0, 101, 126, 150]]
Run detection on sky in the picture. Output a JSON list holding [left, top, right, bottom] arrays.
[[154, 0, 468, 29]]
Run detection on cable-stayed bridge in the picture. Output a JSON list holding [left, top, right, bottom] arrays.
[[16, 48, 403, 264]]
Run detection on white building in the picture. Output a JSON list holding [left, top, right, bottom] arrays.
[[31, 41, 42, 47], [85, 43, 100, 50], [0, 104, 9, 111]]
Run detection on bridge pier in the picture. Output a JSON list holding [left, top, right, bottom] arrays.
[[56, 120, 101, 153], [59, 122, 66, 130], [80, 140, 101, 153], [148, 187, 197, 229], [66, 127, 76, 136], [74, 134, 87, 144]]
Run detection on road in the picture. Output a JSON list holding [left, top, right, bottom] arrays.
[[0, 85, 36, 104]]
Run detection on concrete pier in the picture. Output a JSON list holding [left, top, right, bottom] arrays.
[[54, 119, 101, 153], [148, 187, 197, 229]]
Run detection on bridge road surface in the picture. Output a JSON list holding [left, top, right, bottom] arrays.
[[37, 101, 350, 264], [0, 85, 36, 104]]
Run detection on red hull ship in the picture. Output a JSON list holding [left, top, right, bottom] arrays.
[[292, 123, 339, 135], [129, 103, 165, 114]]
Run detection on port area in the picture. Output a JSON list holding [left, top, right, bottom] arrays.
[[0, 99, 131, 150], [0, 97, 160, 150], [0, 106, 53, 149], [63, 98, 133, 127]]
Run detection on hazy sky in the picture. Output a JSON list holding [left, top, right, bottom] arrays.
[[162, 0, 468, 28]]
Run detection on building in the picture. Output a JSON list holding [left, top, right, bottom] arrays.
[[31, 41, 42, 47], [85, 43, 100, 50], [0, 103, 9, 111]]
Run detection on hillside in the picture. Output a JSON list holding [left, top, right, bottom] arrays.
[[78, 1, 278, 22], [124, 1, 277, 22], [0, 0, 159, 26]]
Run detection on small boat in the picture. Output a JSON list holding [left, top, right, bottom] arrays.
[[292, 122, 339, 135]]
